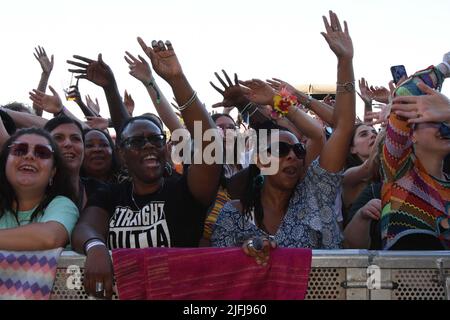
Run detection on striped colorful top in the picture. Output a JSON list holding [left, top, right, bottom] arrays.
[[381, 66, 450, 249]]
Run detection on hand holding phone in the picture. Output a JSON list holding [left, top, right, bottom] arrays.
[[390, 65, 408, 84]]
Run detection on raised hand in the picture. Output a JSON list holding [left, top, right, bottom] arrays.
[[137, 37, 182, 83], [210, 70, 249, 110], [364, 104, 390, 127], [86, 95, 100, 116], [368, 85, 390, 104], [358, 77, 373, 105], [123, 90, 135, 116], [85, 116, 109, 130], [321, 10, 353, 60], [34, 46, 54, 75], [66, 83, 83, 105], [266, 78, 296, 93], [124, 51, 153, 84], [67, 54, 116, 88], [29, 86, 63, 114], [391, 82, 450, 124], [239, 79, 276, 106], [323, 94, 336, 106]]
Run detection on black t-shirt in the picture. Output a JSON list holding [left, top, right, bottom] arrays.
[[347, 182, 382, 250], [86, 173, 208, 249]]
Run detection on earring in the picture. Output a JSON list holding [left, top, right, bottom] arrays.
[[49, 177, 53, 187], [253, 174, 265, 188], [164, 163, 173, 177]]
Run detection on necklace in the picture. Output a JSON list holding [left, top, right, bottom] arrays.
[[131, 179, 165, 211]]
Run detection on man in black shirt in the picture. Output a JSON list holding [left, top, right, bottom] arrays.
[[70, 39, 222, 299]]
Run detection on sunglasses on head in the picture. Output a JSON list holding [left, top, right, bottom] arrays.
[[267, 141, 306, 160], [121, 134, 166, 149], [8, 142, 54, 160]]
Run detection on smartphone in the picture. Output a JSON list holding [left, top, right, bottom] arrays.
[[390, 65, 408, 84]]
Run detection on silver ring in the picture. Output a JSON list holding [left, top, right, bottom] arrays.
[[95, 282, 104, 293], [246, 240, 254, 249]]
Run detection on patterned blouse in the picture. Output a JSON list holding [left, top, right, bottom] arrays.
[[211, 159, 343, 249]]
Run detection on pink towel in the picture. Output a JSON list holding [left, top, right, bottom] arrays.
[[112, 248, 312, 300]]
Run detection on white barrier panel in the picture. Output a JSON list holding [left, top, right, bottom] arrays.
[[51, 250, 450, 300]]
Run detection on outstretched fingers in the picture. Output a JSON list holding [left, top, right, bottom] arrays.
[[214, 72, 228, 89], [209, 81, 224, 94]]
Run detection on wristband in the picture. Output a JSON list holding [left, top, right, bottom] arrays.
[[271, 88, 298, 119], [146, 79, 161, 104], [54, 106, 65, 117], [84, 238, 106, 255]]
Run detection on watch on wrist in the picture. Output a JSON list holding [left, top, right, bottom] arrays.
[[336, 81, 355, 93]]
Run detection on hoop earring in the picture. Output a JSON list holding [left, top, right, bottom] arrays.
[[164, 163, 173, 177]]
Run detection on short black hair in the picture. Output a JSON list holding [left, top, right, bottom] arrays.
[[0, 109, 16, 135], [117, 115, 164, 145], [44, 115, 84, 142]]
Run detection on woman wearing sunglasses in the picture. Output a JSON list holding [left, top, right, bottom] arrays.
[[0, 128, 79, 250], [211, 11, 355, 263]]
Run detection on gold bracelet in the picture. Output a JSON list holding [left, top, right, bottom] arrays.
[[336, 81, 355, 93]]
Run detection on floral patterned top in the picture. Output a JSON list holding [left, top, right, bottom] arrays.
[[211, 159, 343, 249]]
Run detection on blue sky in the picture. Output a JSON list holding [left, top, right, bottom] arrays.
[[1, 0, 449, 121]]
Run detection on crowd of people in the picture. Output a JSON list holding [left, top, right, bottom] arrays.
[[0, 10, 449, 298]]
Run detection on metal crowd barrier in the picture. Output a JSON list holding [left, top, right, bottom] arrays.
[[51, 250, 450, 300]]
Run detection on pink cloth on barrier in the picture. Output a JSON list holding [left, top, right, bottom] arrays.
[[112, 247, 312, 300], [0, 248, 63, 300]]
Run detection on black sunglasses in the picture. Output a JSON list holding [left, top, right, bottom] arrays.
[[121, 134, 166, 149], [9, 142, 54, 160], [267, 141, 306, 160]]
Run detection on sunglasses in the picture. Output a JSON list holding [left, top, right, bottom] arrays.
[[121, 134, 166, 149], [267, 141, 306, 160], [415, 122, 450, 138], [217, 124, 237, 131], [9, 142, 54, 160]]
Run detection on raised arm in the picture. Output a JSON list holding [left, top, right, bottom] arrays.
[[125, 47, 182, 132], [0, 112, 9, 149], [29, 86, 90, 129], [267, 78, 336, 127], [239, 79, 325, 166], [140, 38, 222, 206], [317, 11, 355, 173], [66, 83, 98, 117], [67, 54, 129, 134], [383, 66, 446, 180], [32, 46, 54, 116]]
